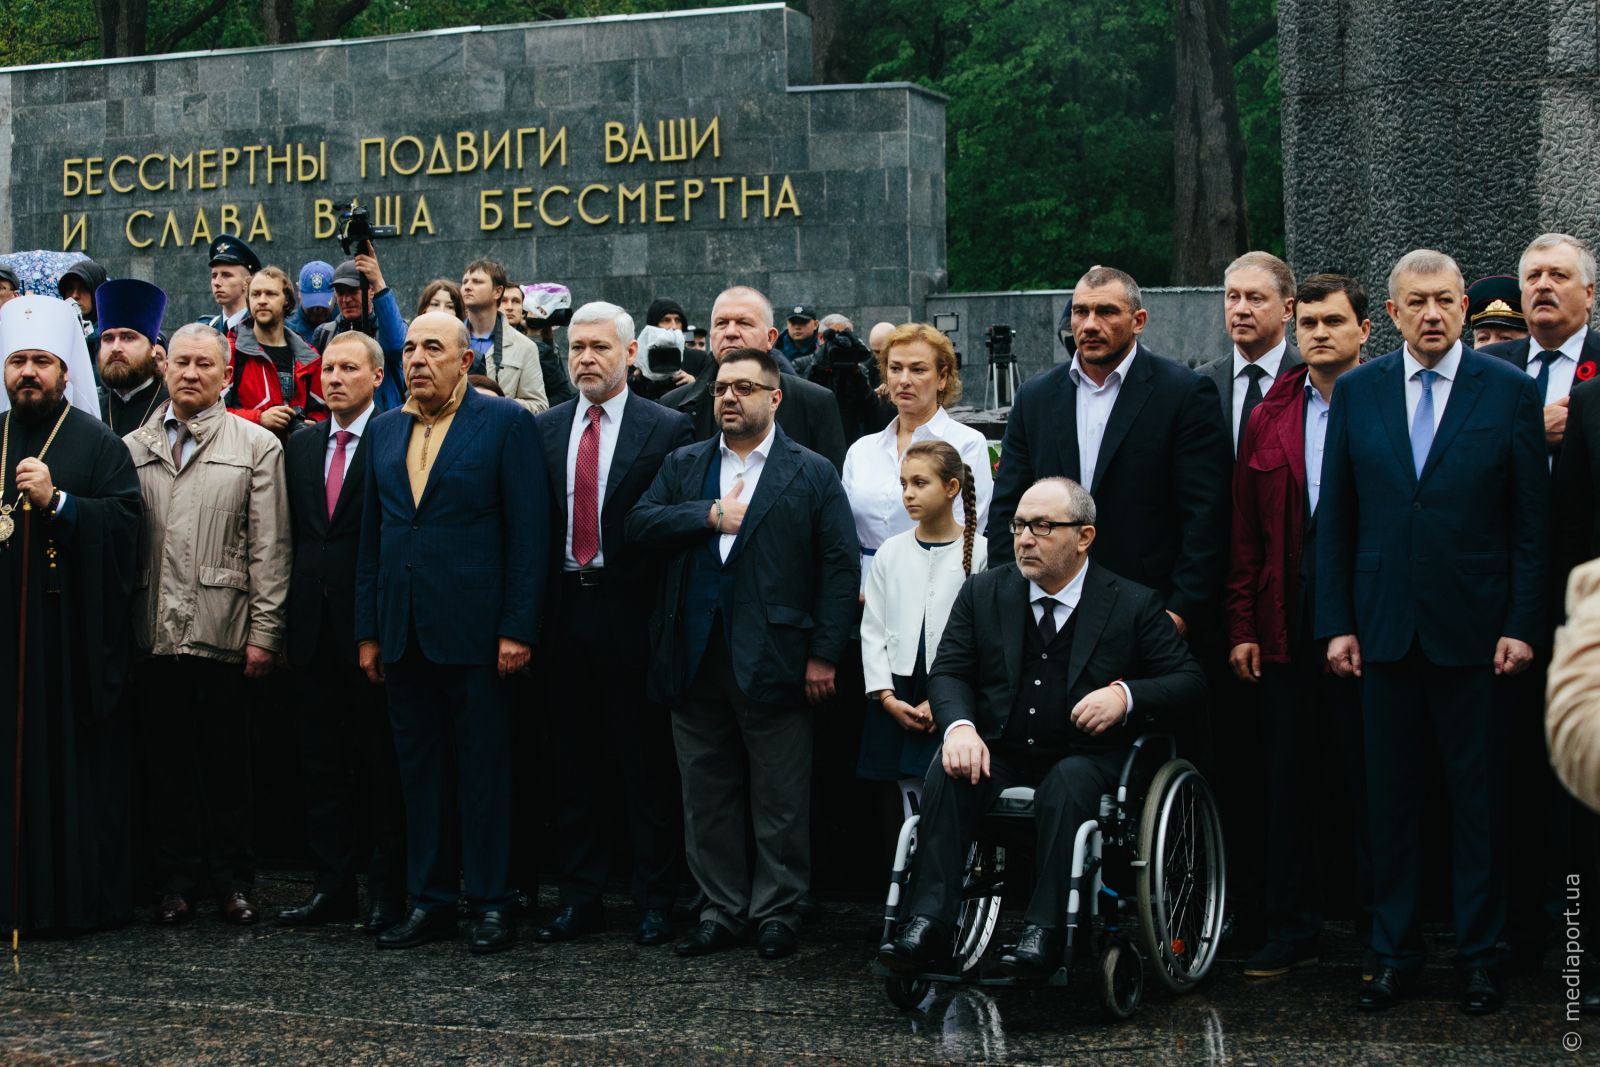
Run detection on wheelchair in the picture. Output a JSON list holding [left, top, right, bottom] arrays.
[[872, 735, 1226, 1019]]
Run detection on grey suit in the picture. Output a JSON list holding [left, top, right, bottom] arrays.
[[1198, 344, 1302, 452]]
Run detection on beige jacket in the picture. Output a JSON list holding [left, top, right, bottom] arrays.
[[125, 399, 290, 662], [1547, 557, 1600, 813], [486, 314, 549, 414]]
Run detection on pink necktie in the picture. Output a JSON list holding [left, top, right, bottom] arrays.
[[326, 430, 353, 519], [572, 406, 602, 566]]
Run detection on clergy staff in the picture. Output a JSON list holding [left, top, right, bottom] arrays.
[[96, 278, 170, 438], [0, 295, 142, 935], [125, 322, 291, 928]]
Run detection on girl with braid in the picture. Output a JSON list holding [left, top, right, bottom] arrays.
[[858, 441, 988, 855]]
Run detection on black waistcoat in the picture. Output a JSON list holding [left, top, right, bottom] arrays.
[[999, 604, 1080, 763]]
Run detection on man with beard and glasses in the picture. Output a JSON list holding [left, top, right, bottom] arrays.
[[96, 279, 170, 438], [628, 348, 859, 961], [229, 266, 326, 437], [0, 295, 142, 935]]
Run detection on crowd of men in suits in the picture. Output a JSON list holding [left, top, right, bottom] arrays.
[[3, 228, 1598, 1019]]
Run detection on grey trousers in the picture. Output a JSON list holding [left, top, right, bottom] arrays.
[[673, 633, 813, 935]]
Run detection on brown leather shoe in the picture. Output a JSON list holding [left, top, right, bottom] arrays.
[[155, 894, 192, 925], [222, 892, 259, 925]]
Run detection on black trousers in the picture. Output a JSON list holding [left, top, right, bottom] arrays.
[[673, 630, 812, 934], [385, 645, 512, 913], [1257, 649, 1372, 946], [909, 744, 1124, 929], [548, 573, 678, 910], [138, 655, 254, 897], [294, 608, 406, 903], [1363, 647, 1503, 970]]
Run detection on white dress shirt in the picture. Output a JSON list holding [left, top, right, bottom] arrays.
[[840, 406, 994, 585], [1070, 344, 1138, 490], [944, 561, 1129, 738], [323, 402, 375, 480], [1402, 340, 1462, 433], [1230, 339, 1288, 449], [1524, 325, 1587, 404], [563, 388, 629, 570], [223, 306, 249, 332], [717, 422, 777, 562], [1304, 382, 1332, 516], [163, 406, 198, 469]]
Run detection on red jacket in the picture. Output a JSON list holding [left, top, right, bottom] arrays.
[[1225, 363, 1312, 662], [227, 327, 328, 426]]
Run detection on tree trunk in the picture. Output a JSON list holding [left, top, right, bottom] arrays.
[[261, 0, 298, 44], [96, 0, 149, 58], [1171, 0, 1249, 283], [308, 0, 371, 42], [808, 0, 846, 84]]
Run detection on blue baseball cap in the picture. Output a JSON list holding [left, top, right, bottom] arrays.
[[298, 260, 336, 310]]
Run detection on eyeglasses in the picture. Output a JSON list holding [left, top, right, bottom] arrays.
[[711, 380, 776, 398], [1009, 518, 1087, 538]]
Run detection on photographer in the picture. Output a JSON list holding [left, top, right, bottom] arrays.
[[629, 298, 699, 400], [313, 255, 406, 411], [803, 314, 884, 441], [523, 282, 577, 406], [228, 265, 327, 436]]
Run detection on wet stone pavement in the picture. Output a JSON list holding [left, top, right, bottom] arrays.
[[0, 875, 1587, 1065]]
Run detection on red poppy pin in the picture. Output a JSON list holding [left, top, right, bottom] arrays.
[[1578, 359, 1597, 382]]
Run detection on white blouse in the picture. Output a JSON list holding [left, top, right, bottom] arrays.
[[861, 529, 988, 695], [841, 407, 993, 585]]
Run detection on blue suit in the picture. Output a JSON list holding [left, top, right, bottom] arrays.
[[355, 384, 548, 912], [1315, 344, 1548, 972]]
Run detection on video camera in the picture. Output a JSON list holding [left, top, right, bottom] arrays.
[[985, 324, 1016, 366], [820, 327, 873, 368], [336, 199, 399, 258]]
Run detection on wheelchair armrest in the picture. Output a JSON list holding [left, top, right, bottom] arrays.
[[989, 785, 1036, 816], [1116, 733, 1178, 805]]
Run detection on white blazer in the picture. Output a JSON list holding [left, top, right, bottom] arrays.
[[861, 528, 988, 695]]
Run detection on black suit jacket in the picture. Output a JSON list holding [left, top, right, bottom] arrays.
[[1482, 330, 1600, 465], [657, 371, 849, 472], [536, 391, 694, 599], [1197, 344, 1302, 448], [625, 427, 861, 705], [985, 344, 1232, 623], [928, 562, 1206, 752], [284, 415, 371, 668], [1554, 376, 1600, 586]]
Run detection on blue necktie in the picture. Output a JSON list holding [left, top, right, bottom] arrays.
[[1534, 349, 1562, 404], [1410, 369, 1439, 477]]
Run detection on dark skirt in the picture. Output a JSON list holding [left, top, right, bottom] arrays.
[[855, 635, 939, 782]]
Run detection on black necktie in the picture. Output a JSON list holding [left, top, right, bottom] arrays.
[[1535, 349, 1563, 404], [1036, 597, 1060, 643], [1238, 364, 1267, 450]]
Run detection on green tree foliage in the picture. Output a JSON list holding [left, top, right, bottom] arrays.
[[0, 0, 1281, 292]]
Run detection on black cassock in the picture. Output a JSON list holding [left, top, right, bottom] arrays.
[[0, 400, 140, 933]]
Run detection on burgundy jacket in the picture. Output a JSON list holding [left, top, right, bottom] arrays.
[[1225, 363, 1312, 662]]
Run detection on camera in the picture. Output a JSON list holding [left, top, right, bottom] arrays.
[[635, 325, 686, 378], [336, 199, 399, 257], [820, 327, 872, 368], [985, 324, 1015, 365]]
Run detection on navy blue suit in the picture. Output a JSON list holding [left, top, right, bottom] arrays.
[[1315, 344, 1548, 972], [355, 385, 549, 912]]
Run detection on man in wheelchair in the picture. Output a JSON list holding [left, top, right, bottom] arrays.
[[880, 477, 1207, 978]]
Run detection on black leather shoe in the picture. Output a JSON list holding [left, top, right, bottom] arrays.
[[534, 902, 604, 943], [1242, 939, 1319, 978], [376, 907, 458, 950], [154, 894, 192, 926], [221, 892, 259, 926], [879, 915, 951, 973], [756, 920, 798, 960], [1459, 966, 1502, 1015], [469, 909, 516, 955], [675, 919, 739, 957], [363, 899, 406, 935], [1359, 965, 1417, 1011], [999, 924, 1061, 978], [635, 908, 674, 946], [277, 890, 358, 927]]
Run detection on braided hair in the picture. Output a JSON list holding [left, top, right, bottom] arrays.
[[903, 440, 976, 576]]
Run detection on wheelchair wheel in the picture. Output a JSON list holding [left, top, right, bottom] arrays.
[[952, 842, 1005, 974], [1135, 759, 1226, 993], [884, 975, 932, 1011], [1098, 938, 1143, 1020]]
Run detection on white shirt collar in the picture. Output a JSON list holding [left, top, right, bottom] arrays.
[[1537, 324, 1589, 361], [719, 421, 778, 463], [879, 406, 952, 450], [1068, 343, 1137, 390], [331, 402, 375, 439], [1029, 558, 1090, 613], [1403, 339, 1463, 382], [578, 387, 629, 426], [1303, 379, 1332, 409], [114, 375, 158, 403], [1233, 337, 1288, 379]]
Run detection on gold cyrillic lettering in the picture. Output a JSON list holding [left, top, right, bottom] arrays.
[[711, 176, 734, 220], [158, 211, 181, 248], [618, 183, 647, 224], [603, 122, 628, 164], [313, 198, 338, 240], [577, 184, 611, 225], [62, 159, 83, 198], [138, 153, 165, 192], [540, 127, 567, 168], [483, 130, 511, 170], [426, 136, 452, 176], [125, 209, 153, 249], [389, 136, 424, 176], [248, 203, 272, 242], [410, 194, 435, 235], [658, 119, 688, 162], [480, 189, 504, 231], [682, 178, 705, 222], [62, 213, 87, 250], [359, 137, 385, 179], [169, 153, 194, 191], [265, 144, 292, 184], [196, 149, 218, 190], [539, 185, 571, 228], [774, 175, 801, 218], [690, 117, 720, 160], [512, 187, 535, 230], [653, 180, 678, 223], [189, 206, 213, 245], [108, 155, 136, 194], [219, 203, 242, 235], [455, 131, 480, 173]]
